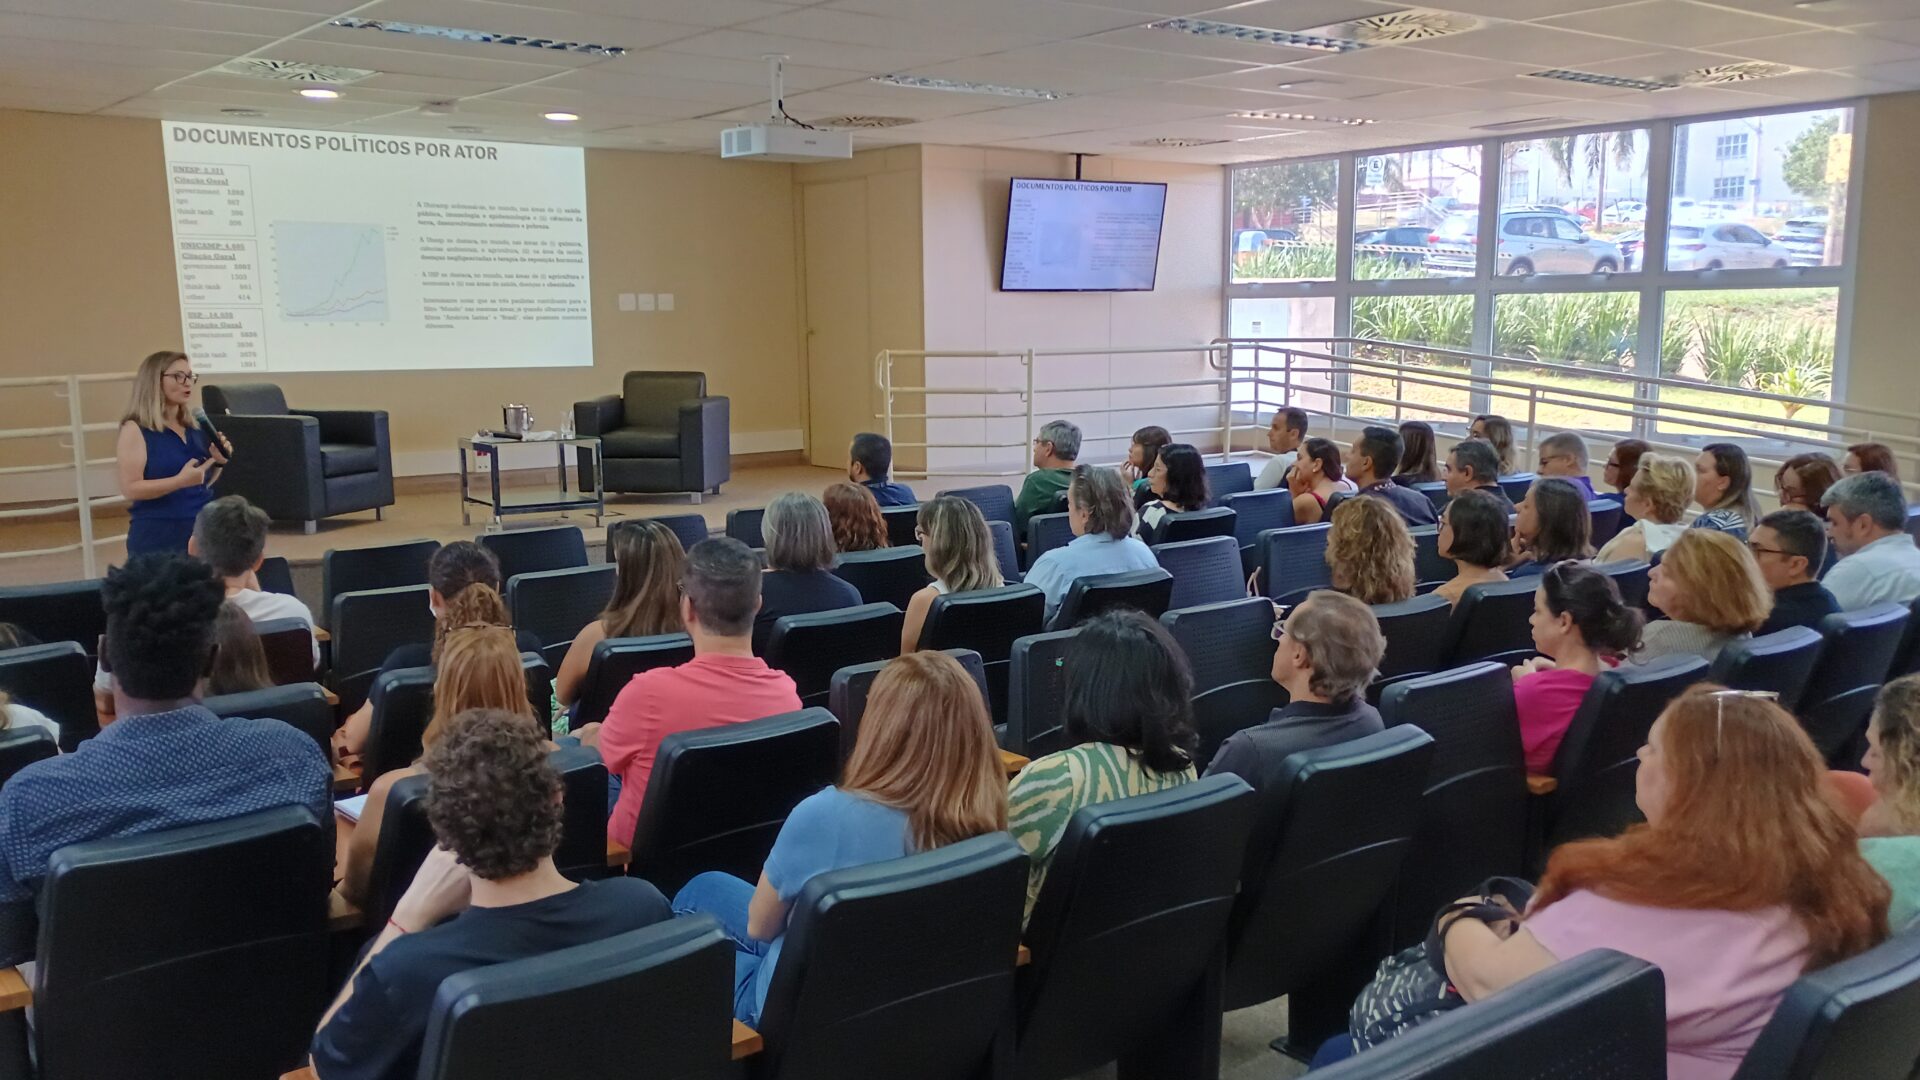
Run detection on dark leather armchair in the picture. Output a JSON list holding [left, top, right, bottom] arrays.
[[574, 371, 729, 500], [202, 383, 394, 532]]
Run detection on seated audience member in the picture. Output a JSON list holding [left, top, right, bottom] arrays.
[[1023, 465, 1159, 624], [1124, 424, 1172, 506], [901, 496, 1003, 653], [1847, 441, 1900, 481], [1690, 442, 1760, 540], [1443, 438, 1515, 517], [0, 554, 329, 965], [1434, 490, 1511, 606], [1288, 437, 1347, 526], [1207, 591, 1385, 793], [1535, 432, 1597, 498], [1328, 425, 1438, 526], [1469, 414, 1515, 475], [1392, 421, 1439, 486], [310, 708, 670, 1080], [555, 519, 685, 708], [1327, 496, 1416, 605], [337, 542, 541, 758], [204, 601, 273, 697], [1015, 419, 1081, 537], [1427, 688, 1888, 1077], [0, 625, 57, 741], [1139, 442, 1211, 536], [1595, 453, 1692, 563], [752, 492, 862, 655], [847, 432, 916, 507], [1821, 470, 1920, 611], [579, 539, 801, 845], [1639, 530, 1772, 664], [1255, 408, 1308, 491], [1007, 612, 1197, 922], [670, 650, 1005, 1026], [1751, 510, 1839, 636], [1508, 477, 1594, 577], [823, 481, 890, 554], [1602, 438, 1650, 502], [1776, 453, 1844, 514], [1510, 564, 1644, 774], [1860, 675, 1920, 928]]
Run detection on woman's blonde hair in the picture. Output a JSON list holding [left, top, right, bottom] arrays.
[[841, 651, 1007, 851], [425, 616, 535, 750], [1326, 496, 1416, 605], [1658, 529, 1772, 634], [1472, 414, 1514, 473], [122, 351, 190, 432], [432, 577, 511, 663], [1867, 675, 1920, 834], [917, 496, 1003, 594], [1631, 453, 1694, 524], [601, 520, 686, 639]]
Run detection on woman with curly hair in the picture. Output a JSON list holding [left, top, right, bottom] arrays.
[[1326, 495, 1416, 605], [822, 481, 890, 554], [1860, 675, 1920, 928]]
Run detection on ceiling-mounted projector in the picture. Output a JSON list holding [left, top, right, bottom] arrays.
[[720, 124, 851, 161]]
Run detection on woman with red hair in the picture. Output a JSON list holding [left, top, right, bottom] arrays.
[[1439, 687, 1888, 1079]]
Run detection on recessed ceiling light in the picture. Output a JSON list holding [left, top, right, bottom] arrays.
[[868, 74, 1062, 99], [810, 115, 918, 129], [1130, 137, 1227, 148], [1232, 109, 1376, 126], [1147, 18, 1364, 54], [298, 87, 340, 99], [543, 111, 579, 122], [220, 108, 266, 117], [1525, 68, 1675, 93], [329, 17, 626, 56]]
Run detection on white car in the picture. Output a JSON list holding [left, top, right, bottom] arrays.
[[1668, 222, 1790, 270]]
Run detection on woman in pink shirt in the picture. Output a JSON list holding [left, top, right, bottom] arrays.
[[1509, 562, 1644, 774], [1440, 688, 1889, 1080]]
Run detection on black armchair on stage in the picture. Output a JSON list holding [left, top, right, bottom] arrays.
[[202, 384, 395, 533], [575, 371, 729, 502]]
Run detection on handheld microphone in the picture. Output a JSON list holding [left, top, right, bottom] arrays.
[[190, 407, 231, 465]]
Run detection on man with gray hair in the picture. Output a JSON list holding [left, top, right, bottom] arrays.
[[1820, 470, 1920, 611], [1536, 432, 1596, 498], [1015, 418, 1082, 538]]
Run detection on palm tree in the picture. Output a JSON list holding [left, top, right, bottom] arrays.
[[1540, 131, 1641, 219]]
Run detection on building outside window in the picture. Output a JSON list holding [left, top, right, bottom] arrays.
[[1715, 132, 1749, 161], [1712, 175, 1747, 200]]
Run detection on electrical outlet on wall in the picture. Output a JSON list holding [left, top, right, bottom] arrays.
[[617, 293, 636, 311], [635, 293, 656, 311], [657, 293, 675, 311]]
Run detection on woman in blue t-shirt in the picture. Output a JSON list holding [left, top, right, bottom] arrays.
[[671, 650, 1008, 1025], [114, 351, 229, 556]]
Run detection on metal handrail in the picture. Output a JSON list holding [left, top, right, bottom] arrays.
[[0, 372, 135, 577]]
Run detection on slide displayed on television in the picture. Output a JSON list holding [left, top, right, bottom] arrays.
[[162, 121, 591, 373], [1001, 178, 1167, 292]]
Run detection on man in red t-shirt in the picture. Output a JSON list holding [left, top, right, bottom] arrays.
[[578, 537, 801, 845]]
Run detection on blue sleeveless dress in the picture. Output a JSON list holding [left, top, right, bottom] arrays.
[[126, 423, 212, 556]]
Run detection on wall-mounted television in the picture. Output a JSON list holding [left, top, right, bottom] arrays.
[[999, 177, 1168, 292]]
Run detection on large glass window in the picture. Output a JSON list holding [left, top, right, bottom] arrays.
[[1353, 144, 1482, 280], [1228, 297, 1335, 416], [1656, 287, 1836, 438], [1496, 129, 1649, 277], [1349, 295, 1474, 423], [1668, 106, 1851, 270], [1491, 294, 1640, 433], [1231, 159, 1338, 283]]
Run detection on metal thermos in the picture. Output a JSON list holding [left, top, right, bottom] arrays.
[[502, 403, 532, 436]]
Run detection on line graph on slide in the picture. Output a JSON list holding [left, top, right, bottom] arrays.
[[273, 221, 389, 322]]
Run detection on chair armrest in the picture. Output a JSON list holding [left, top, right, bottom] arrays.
[[575, 395, 622, 437], [732, 1021, 763, 1061], [607, 839, 630, 867], [0, 968, 27, 1013], [332, 762, 359, 795], [678, 396, 731, 491], [999, 749, 1028, 777], [299, 409, 386, 448], [283, 1069, 319, 1080], [208, 414, 326, 521], [328, 889, 365, 932], [1527, 775, 1558, 795]]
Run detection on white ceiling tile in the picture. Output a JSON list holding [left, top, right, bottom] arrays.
[[508, 0, 797, 26], [1580, 47, 1746, 79], [253, 38, 576, 80], [1188, 0, 1411, 33], [733, 7, 1049, 53], [1413, 23, 1655, 66], [1339, 84, 1566, 120], [985, 40, 1263, 81], [1541, 1, 1807, 49], [1726, 68, 1899, 100], [1181, 66, 1423, 97], [1852, 57, 1920, 88], [0, 38, 233, 69], [824, 0, 1150, 38], [897, 57, 1151, 96], [656, 27, 960, 71], [1688, 0, 1917, 28], [0, 85, 128, 111], [1857, 19, 1920, 47], [1420, 0, 1642, 16], [1716, 29, 1920, 68], [0, 0, 330, 28], [0, 12, 288, 51], [1284, 44, 1543, 84], [1061, 0, 1285, 15]]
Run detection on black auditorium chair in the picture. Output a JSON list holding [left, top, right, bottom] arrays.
[[1498, 472, 1538, 504], [572, 370, 730, 499], [1802, 603, 1911, 767], [832, 547, 933, 611], [320, 538, 438, 630], [1162, 597, 1286, 771], [939, 483, 1016, 527], [1709, 626, 1826, 711], [1442, 577, 1542, 666], [1370, 594, 1453, 697], [550, 746, 613, 882], [922, 584, 1046, 723], [641, 513, 710, 554], [1408, 526, 1451, 586], [1595, 559, 1652, 609], [1222, 489, 1294, 575], [570, 633, 696, 729], [765, 604, 904, 707], [0, 578, 104, 658], [1732, 928, 1920, 1080], [752, 834, 1028, 1080], [0, 641, 95, 750], [29, 806, 330, 1080], [829, 651, 988, 763], [0, 728, 57, 788], [1152, 536, 1245, 611], [1026, 512, 1075, 568], [508, 564, 616, 669], [881, 504, 921, 548], [202, 382, 395, 531], [1314, 951, 1666, 1080], [253, 617, 319, 686], [203, 683, 333, 762], [1005, 629, 1078, 759], [362, 655, 551, 785], [1588, 497, 1625, 547], [480, 525, 589, 584], [361, 771, 435, 930], [1895, 595, 1920, 679], [1013, 775, 1258, 1080], [1539, 656, 1707, 859], [414, 920, 738, 1080], [256, 556, 297, 597], [1379, 663, 1528, 948], [1220, 729, 1435, 1049], [726, 507, 766, 548], [1412, 481, 1450, 514], [1204, 461, 1255, 505], [625, 708, 840, 896], [1048, 568, 1174, 632], [1261, 523, 1332, 605], [989, 520, 1021, 583], [329, 584, 436, 714], [1152, 506, 1237, 544]]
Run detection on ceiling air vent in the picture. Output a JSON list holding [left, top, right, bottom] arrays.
[[1131, 137, 1227, 148], [1679, 61, 1795, 85], [218, 59, 376, 84], [810, 115, 917, 129], [1308, 9, 1481, 44]]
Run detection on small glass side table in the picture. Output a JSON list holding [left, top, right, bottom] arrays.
[[457, 435, 605, 530]]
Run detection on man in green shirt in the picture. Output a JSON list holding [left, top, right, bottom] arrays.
[[1015, 418, 1080, 539]]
